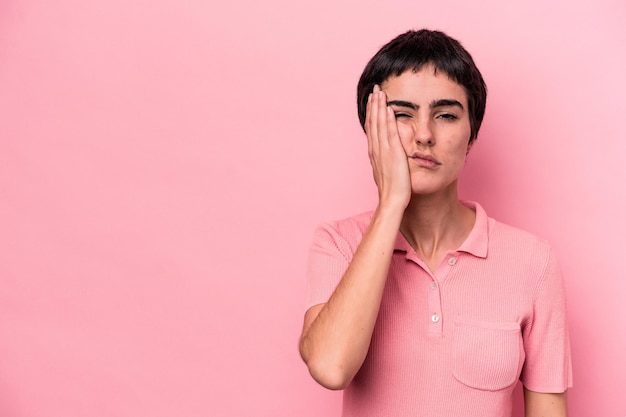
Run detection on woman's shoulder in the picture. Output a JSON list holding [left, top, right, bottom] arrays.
[[467, 200, 553, 254], [310, 211, 378, 258], [315, 210, 375, 241], [488, 217, 554, 259]]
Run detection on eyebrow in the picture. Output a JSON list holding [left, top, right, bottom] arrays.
[[387, 99, 465, 111]]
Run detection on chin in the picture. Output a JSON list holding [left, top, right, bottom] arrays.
[[410, 185, 442, 196], [410, 177, 457, 197]]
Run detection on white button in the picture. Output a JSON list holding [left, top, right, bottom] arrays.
[[430, 282, 438, 290], [448, 257, 457, 266], [431, 313, 440, 323]]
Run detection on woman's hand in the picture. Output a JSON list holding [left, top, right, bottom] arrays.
[[366, 85, 411, 211]]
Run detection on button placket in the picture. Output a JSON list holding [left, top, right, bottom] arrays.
[[427, 277, 442, 333], [427, 253, 459, 334]]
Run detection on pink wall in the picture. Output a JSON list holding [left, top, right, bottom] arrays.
[[0, 0, 624, 416]]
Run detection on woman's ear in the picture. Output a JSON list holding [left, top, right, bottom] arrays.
[[466, 137, 474, 156]]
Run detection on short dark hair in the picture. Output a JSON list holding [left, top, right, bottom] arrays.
[[357, 29, 487, 144]]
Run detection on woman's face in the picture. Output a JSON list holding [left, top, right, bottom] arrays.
[[381, 66, 472, 196]]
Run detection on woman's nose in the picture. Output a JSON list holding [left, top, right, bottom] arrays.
[[414, 120, 434, 146]]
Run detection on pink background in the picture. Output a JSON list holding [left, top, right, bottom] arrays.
[[0, 0, 625, 416]]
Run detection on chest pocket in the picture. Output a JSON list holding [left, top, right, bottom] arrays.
[[452, 317, 524, 391]]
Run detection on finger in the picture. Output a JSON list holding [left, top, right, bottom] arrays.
[[365, 92, 374, 157], [376, 89, 389, 151], [366, 88, 382, 185], [386, 105, 402, 152], [369, 86, 381, 156]]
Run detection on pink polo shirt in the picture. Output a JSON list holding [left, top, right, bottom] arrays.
[[306, 201, 572, 417]]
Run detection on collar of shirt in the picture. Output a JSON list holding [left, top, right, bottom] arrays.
[[392, 200, 489, 259]]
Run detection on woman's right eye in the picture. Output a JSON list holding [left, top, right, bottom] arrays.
[[394, 112, 410, 119]]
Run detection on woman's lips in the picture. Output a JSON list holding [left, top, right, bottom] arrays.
[[409, 152, 441, 169]]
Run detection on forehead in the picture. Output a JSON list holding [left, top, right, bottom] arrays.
[[381, 66, 468, 105]]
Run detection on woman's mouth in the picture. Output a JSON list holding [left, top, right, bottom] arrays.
[[410, 152, 441, 168]]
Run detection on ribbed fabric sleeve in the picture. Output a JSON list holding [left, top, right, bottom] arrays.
[[305, 214, 369, 309], [519, 247, 573, 392]]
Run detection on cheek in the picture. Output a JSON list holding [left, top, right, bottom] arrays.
[[396, 123, 414, 150], [454, 144, 470, 165], [441, 138, 470, 167], [456, 140, 470, 156], [448, 127, 472, 155]]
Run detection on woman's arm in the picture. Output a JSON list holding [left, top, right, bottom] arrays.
[[299, 205, 403, 389], [299, 87, 411, 390], [524, 388, 568, 417]]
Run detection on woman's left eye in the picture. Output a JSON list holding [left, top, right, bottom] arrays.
[[437, 113, 458, 121]]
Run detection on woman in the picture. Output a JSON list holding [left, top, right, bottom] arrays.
[[299, 29, 572, 417]]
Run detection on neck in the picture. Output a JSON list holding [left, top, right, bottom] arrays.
[[400, 183, 475, 260]]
